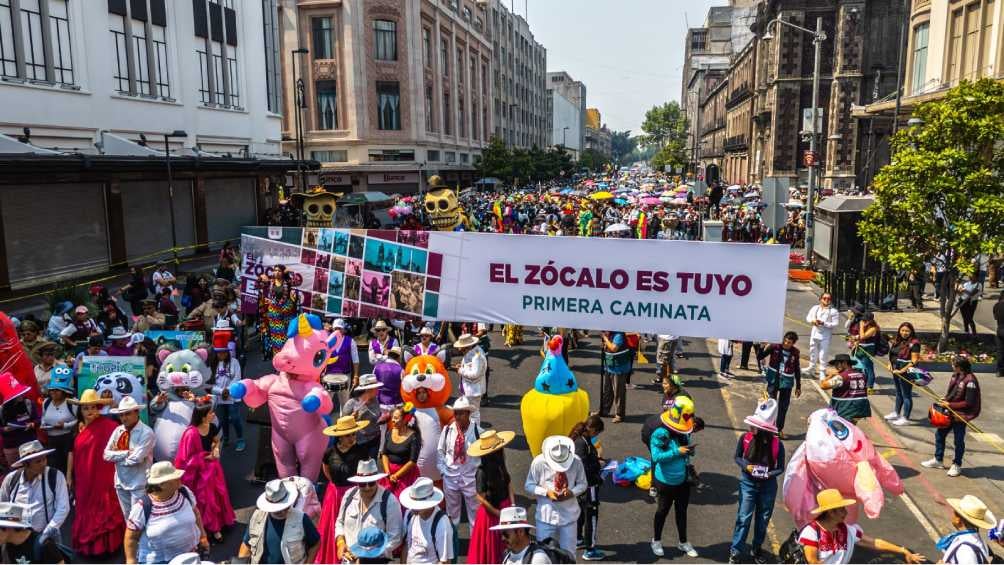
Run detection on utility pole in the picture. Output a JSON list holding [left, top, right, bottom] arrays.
[[805, 16, 823, 268]]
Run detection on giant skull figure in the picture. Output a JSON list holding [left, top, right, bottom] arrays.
[[424, 175, 469, 231], [301, 189, 337, 227]]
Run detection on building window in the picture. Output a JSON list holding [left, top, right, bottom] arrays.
[[460, 153, 469, 163], [425, 84, 434, 132], [980, 0, 995, 76], [108, 0, 170, 97], [374, 19, 396, 61], [422, 27, 431, 67], [458, 94, 465, 136], [440, 38, 448, 77], [376, 81, 400, 130], [427, 149, 440, 162], [312, 16, 333, 59], [316, 79, 337, 129], [472, 100, 479, 140], [1, 0, 76, 85], [444, 151, 456, 163], [262, 0, 281, 112], [947, 8, 964, 84], [910, 22, 929, 95], [962, 4, 980, 80], [195, 0, 241, 107], [443, 92, 451, 134], [456, 46, 463, 84], [368, 149, 414, 161], [311, 149, 347, 162]]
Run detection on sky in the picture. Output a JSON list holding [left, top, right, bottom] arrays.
[[508, 0, 726, 135]]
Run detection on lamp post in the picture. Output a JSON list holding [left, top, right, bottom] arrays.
[[291, 47, 309, 193], [164, 130, 188, 265], [763, 15, 826, 267]]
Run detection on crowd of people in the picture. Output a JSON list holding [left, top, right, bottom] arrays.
[[0, 166, 999, 565]]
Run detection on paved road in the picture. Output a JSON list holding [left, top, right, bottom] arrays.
[[193, 326, 940, 564]]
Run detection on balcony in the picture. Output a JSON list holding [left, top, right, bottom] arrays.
[[701, 119, 725, 135], [724, 135, 749, 152], [726, 84, 752, 109]]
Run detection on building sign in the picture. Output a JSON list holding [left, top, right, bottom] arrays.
[[802, 108, 824, 133], [320, 173, 352, 186], [368, 172, 419, 185], [241, 228, 789, 341]]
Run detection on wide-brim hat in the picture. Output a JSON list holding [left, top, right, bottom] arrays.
[[541, 435, 576, 473], [12, 440, 55, 468], [350, 527, 389, 559], [828, 353, 854, 366], [71, 388, 112, 406], [323, 415, 370, 437], [107, 327, 132, 341], [0, 373, 31, 406], [810, 489, 857, 515], [399, 478, 445, 510], [419, 326, 434, 336], [452, 396, 472, 412], [453, 334, 479, 349], [490, 506, 535, 531], [743, 398, 779, 434], [0, 502, 31, 529], [257, 478, 300, 513], [372, 320, 390, 330], [110, 395, 146, 414], [354, 373, 381, 391], [661, 395, 696, 434], [947, 495, 996, 529], [147, 461, 185, 484], [468, 429, 515, 457], [37, 342, 60, 355], [348, 458, 387, 483]]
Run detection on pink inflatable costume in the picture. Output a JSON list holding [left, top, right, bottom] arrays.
[[231, 314, 335, 481], [782, 408, 903, 527]]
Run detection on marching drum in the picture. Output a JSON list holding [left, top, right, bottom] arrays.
[[323, 373, 351, 411]]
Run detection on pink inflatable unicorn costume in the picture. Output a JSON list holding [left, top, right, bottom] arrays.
[[230, 313, 335, 480], [782, 408, 903, 527]]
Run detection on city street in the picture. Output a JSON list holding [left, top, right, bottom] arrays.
[[200, 312, 957, 563]]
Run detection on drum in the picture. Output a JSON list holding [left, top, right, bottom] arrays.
[[323, 373, 351, 412]]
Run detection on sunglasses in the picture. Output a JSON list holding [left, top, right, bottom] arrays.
[[360, 482, 377, 489]]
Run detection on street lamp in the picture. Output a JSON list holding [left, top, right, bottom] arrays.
[[164, 130, 188, 265], [763, 15, 826, 267], [291, 47, 309, 193]]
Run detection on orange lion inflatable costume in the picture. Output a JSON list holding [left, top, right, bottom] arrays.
[[402, 354, 454, 479]]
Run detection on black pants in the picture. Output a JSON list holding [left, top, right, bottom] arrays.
[[769, 385, 793, 432], [740, 342, 762, 370], [997, 332, 1004, 375], [599, 371, 628, 418], [960, 301, 978, 334], [653, 479, 690, 543], [577, 485, 600, 550], [44, 431, 74, 475]]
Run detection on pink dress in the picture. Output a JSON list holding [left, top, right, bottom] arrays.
[[173, 425, 236, 533]]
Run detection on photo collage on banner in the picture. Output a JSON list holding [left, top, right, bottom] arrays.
[[297, 228, 443, 322]]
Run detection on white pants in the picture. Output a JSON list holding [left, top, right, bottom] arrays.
[[536, 521, 577, 555], [442, 474, 478, 526], [116, 485, 145, 520], [808, 336, 830, 377], [465, 394, 482, 425]]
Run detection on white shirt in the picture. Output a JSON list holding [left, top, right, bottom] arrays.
[[210, 357, 242, 405], [798, 522, 862, 564], [806, 304, 841, 340], [152, 269, 175, 294], [1, 468, 69, 533], [41, 399, 77, 436], [405, 510, 454, 564], [503, 545, 553, 564], [336, 485, 403, 558], [458, 347, 487, 397], [103, 421, 156, 490], [942, 530, 990, 564], [436, 422, 481, 480], [524, 454, 588, 526], [127, 487, 200, 564], [368, 337, 398, 366]]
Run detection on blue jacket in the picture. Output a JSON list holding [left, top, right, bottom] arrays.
[[649, 426, 689, 486]]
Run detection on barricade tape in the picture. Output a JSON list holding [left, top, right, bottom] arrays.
[[0, 238, 240, 305]]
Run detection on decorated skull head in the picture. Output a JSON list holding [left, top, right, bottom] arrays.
[[302, 191, 337, 228], [424, 176, 463, 231]]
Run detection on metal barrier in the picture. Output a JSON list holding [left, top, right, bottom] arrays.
[[820, 270, 900, 310]]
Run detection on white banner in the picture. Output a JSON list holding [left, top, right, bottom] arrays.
[[241, 228, 789, 341]]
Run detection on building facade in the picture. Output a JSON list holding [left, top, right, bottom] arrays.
[[698, 76, 729, 182], [724, 38, 758, 184], [583, 107, 611, 157], [488, 0, 549, 151], [547, 70, 586, 159], [280, 0, 494, 194], [0, 0, 292, 292]]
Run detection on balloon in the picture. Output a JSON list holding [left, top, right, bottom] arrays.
[[301, 394, 321, 413], [228, 382, 246, 400]]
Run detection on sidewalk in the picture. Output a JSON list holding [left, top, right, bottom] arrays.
[[784, 280, 1003, 542]]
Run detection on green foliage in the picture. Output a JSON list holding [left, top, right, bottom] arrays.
[[650, 139, 689, 172], [579, 149, 611, 173], [640, 101, 688, 149], [610, 130, 638, 165], [860, 79, 1004, 348], [473, 137, 574, 185]]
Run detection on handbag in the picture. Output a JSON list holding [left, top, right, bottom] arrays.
[[928, 403, 953, 428]]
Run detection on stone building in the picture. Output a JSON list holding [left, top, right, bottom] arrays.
[[699, 77, 729, 183], [724, 38, 758, 185]]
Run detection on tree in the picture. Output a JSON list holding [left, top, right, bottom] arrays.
[[650, 139, 689, 173], [859, 79, 1004, 350], [475, 137, 512, 181], [579, 149, 611, 172], [640, 101, 688, 150], [473, 137, 574, 186], [610, 130, 638, 165]]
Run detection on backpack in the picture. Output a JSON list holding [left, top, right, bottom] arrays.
[[140, 486, 195, 523], [405, 509, 453, 562], [641, 413, 662, 450], [741, 431, 780, 463], [779, 529, 807, 564], [343, 487, 391, 527], [524, 537, 576, 564]]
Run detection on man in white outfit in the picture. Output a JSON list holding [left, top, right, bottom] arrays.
[[804, 293, 841, 379], [524, 435, 587, 554], [453, 334, 486, 424], [436, 397, 482, 527]]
